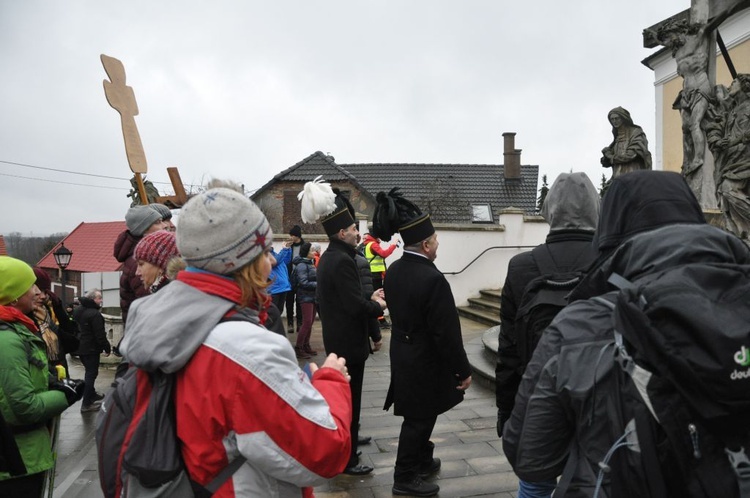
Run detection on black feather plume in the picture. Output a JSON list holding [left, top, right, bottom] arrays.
[[371, 187, 422, 241]]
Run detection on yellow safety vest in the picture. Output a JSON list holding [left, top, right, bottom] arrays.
[[365, 242, 387, 273]]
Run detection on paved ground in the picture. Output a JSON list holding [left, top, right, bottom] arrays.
[[53, 317, 519, 498]]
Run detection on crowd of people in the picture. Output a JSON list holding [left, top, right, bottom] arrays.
[[2, 169, 748, 497]]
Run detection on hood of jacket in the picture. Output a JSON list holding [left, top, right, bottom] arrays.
[[113, 230, 140, 263], [119, 280, 240, 373], [541, 172, 600, 233], [569, 171, 749, 300]]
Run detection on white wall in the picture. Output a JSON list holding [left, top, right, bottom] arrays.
[[274, 210, 549, 306], [81, 271, 121, 308]]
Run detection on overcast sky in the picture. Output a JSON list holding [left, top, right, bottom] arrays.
[[1, 0, 686, 236]]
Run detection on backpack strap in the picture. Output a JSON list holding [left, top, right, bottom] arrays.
[[201, 455, 248, 495], [725, 447, 750, 498]]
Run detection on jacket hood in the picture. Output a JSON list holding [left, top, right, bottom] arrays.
[[541, 172, 600, 233], [570, 223, 750, 301], [113, 230, 140, 263], [592, 171, 704, 257], [119, 280, 238, 373]]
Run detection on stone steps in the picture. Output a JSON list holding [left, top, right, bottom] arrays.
[[456, 288, 501, 327], [458, 288, 501, 388]]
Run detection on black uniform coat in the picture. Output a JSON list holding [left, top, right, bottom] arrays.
[[383, 251, 471, 418], [316, 238, 382, 364]]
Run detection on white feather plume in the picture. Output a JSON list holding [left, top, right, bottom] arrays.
[[298, 176, 337, 223]]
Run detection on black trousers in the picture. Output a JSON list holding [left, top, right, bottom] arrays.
[[394, 415, 437, 482], [79, 353, 101, 406], [0, 471, 45, 496], [347, 361, 365, 467], [284, 290, 302, 326]]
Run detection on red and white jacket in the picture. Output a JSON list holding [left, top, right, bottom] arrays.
[[121, 271, 352, 497]]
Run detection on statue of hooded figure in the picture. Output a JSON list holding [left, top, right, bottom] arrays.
[[600, 106, 653, 179]]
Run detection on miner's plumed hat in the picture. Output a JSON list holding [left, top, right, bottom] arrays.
[[298, 176, 356, 236], [371, 188, 434, 246]]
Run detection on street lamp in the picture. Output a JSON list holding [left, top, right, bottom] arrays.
[[53, 243, 73, 309]]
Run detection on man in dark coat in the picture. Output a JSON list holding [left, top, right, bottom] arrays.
[[315, 197, 386, 476], [379, 197, 472, 497], [72, 289, 111, 412], [495, 172, 600, 498]]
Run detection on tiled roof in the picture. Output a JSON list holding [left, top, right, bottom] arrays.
[[37, 221, 128, 272], [253, 151, 369, 196], [340, 163, 538, 223], [0, 235, 6, 256], [253, 151, 539, 224]]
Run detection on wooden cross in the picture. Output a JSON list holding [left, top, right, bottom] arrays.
[[101, 54, 149, 204], [101, 54, 190, 208]]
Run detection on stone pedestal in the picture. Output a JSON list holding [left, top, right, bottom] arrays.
[[101, 313, 123, 365]]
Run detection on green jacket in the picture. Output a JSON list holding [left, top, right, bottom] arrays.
[[0, 319, 68, 480]]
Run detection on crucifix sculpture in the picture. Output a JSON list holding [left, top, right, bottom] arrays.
[[644, 0, 750, 210]]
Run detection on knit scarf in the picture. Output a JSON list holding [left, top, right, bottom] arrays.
[[34, 303, 60, 360], [176, 269, 269, 325], [0, 305, 39, 333]]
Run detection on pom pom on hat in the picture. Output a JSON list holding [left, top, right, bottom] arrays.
[[126, 205, 163, 236], [176, 187, 273, 275], [0, 257, 37, 305], [135, 231, 180, 271]]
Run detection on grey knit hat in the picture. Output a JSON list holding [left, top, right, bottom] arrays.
[[126, 205, 163, 236], [150, 203, 173, 220], [176, 188, 273, 275]]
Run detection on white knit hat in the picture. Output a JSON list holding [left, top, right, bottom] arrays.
[[176, 188, 273, 275]]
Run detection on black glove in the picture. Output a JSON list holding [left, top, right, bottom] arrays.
[[51, 379, 85, 406], [497, 409, 510, 439]]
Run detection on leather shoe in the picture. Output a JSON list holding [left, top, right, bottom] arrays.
[[418, 457, 441, 477], [357, 435, 372, 445], [342, 464, 373, 476], [392, 476, 439, 496]]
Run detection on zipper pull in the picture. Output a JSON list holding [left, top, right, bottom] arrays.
[[688, 423, 701, 459]]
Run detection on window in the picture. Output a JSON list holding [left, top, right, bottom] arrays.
[[471, 203, 493, 223]]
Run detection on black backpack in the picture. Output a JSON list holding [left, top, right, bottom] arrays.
[[95, 315, 252, 498], [514, 245, 584, 365], [585, 264, 750, 498]]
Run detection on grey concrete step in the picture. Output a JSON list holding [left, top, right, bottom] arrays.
[[467, 297, 501, 314], [467, 327, 500, 390], [479, 288, 502, 301], [457, 305, 501, 326]]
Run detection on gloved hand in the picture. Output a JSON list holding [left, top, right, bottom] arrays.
[[497, 409, 510, 439], [51, 378, 85, 406]]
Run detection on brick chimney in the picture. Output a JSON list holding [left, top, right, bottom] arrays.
[[503, 132, 521, 181]]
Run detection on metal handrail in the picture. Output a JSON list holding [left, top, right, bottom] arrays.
[[441, 245, 536, 276]]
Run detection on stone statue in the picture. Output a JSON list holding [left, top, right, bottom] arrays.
[[704, 74, 750, 239], [127, 175, 160, 207], [600, 107, 652, 178], [654, 19, 712, 182]]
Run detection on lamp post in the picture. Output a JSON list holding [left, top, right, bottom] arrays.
[[53, 243, 73, 309]]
